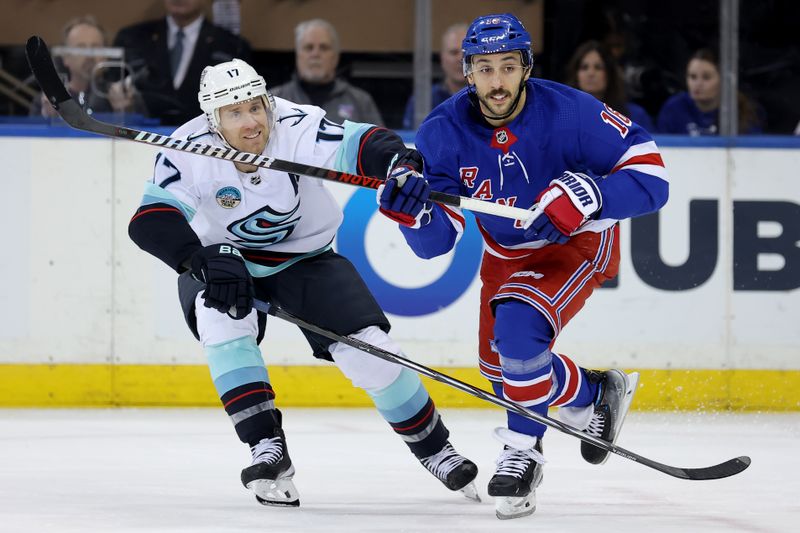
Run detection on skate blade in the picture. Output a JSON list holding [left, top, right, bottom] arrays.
[[459, 481, 481, 502], [597, 371, 640, 466], [247, 477, 300, 507], [495, 493, 536, 520]]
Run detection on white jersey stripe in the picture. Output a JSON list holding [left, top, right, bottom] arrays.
[[612, 141, 660, 169]]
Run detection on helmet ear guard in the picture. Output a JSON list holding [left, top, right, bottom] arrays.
[[197, 58, 276, 145], [461, 13, 533, 76]]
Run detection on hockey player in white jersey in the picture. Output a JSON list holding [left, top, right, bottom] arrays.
[[128, 59, 479, 506]]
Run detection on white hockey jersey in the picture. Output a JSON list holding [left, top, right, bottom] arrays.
[[139, 97, 361, 277]]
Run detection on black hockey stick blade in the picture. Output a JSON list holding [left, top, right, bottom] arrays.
[[27, 34, 113, 136], [250, 298, 751, 481], [24, 35, 531, 222], [26, 36, 70, 109], [27, 35, 137, 139], [679, 456, 751, 481]]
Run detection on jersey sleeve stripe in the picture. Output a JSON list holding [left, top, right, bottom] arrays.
[[356, 126, 383, 176], [612, 140, 660, 165], [130, 206, 182, 223], [611, 152, 665, 174], [141, 182, 196, 219], [333, 121, 373, 174]]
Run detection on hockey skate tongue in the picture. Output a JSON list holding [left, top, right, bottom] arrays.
[[493, 427, 542, 454]]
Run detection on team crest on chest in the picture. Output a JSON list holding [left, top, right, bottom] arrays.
[[490, 126, 518, 154], [228, 202, 301, 247], [216, 186, 242, 208]]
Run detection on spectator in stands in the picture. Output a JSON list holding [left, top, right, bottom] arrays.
[[272, 19, 383, 125], [401, 23, 468, 130], [564, 40, 655, 131], [31, 15, 146, 118], [113, 0, 251, 125], [657, 48, 763, 135]]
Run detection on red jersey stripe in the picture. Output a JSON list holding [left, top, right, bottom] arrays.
[[611, 152, 665, 173], [130, 206, 182, 223]]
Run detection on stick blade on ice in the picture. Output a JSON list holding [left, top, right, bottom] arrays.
[[682, 456, 751, 481]]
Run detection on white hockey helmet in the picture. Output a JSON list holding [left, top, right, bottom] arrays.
[[197, 58, 276, 139]]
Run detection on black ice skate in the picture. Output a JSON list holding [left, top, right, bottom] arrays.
[[419, 442, 480, 501], [580, 369, 639, 465], [240, 427, 300, 507], [487, 428, 545, 520]]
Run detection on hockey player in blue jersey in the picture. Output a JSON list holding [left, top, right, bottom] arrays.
[[378, 13, 669, 519], [128, 58, 479, 506]]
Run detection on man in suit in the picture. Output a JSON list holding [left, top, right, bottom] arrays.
[[113, 0, 251, 125]]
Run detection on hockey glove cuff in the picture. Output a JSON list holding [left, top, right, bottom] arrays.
[[190, 244, 254, 320], [523, 171, 602, 243]]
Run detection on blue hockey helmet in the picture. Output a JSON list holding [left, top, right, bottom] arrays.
[[462, 13, 533, 76]]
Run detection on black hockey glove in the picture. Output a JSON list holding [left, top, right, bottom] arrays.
[[190, 244, 254, 320]]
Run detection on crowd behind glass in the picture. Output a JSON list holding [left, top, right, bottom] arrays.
[[3, 0, 798, 135]]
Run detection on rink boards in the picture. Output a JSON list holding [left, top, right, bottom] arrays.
[[0, 132, 798, 409]]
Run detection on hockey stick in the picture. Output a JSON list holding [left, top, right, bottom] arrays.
[[25, 35, 531, 222], [251, 298, 750, 481]]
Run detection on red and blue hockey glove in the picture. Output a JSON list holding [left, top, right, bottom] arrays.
[[377, 165, 433, 228], [190, 243, 254, 319], [523, 171, 602, 244]]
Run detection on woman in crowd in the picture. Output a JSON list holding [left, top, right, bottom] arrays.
[[657, 48, 763, 135], [564, 40, 655, 131]]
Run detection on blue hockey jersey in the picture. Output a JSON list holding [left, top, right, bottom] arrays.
[[402, 78, 669, 259]]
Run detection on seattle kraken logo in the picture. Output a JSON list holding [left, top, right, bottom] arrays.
[[277, 108, 308, 126], [227, 201, 301, 248]]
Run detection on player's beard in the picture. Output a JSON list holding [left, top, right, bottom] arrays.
[[240, 130, 267, 154], [223, 123, 269, 172], [477, 87, 517, 118]]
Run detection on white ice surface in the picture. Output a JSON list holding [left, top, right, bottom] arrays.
[[0, 409, 796, 533]]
